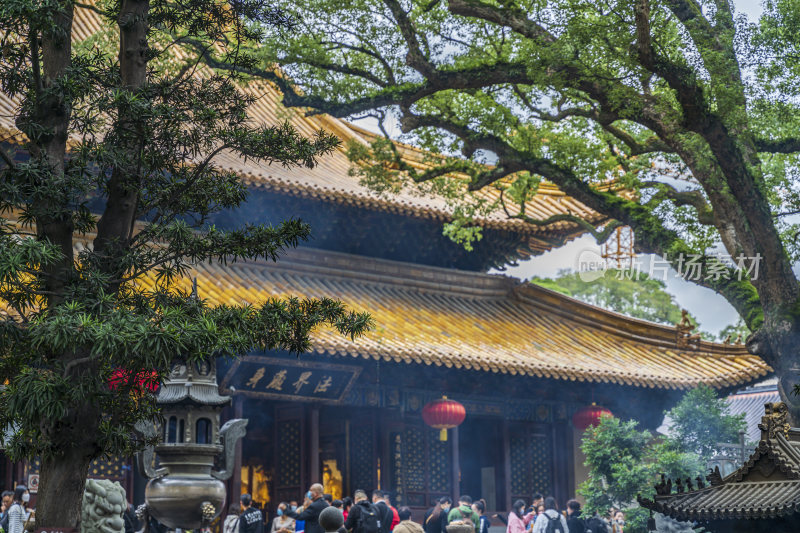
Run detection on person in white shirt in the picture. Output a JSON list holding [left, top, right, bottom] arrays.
[[531, 498, 568, 533], [7, 485, 31, 533]]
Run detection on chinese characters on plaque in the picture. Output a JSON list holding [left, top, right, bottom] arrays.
[[221, 357, 361, 403]]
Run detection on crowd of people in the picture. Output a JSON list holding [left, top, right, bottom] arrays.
[[221, 485, 629, 533], [0, 486, 34, 533], [0, 481, 626, 533], [0, 483, 143, 533]]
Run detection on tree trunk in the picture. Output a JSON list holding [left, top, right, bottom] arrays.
[[752, 313, 800, 426], [35, 447, 93, 529], [28, 1, 75, 303], [774, 344, 800, 427], [94, 0, 150, 259], [33, 3, 151, 529]]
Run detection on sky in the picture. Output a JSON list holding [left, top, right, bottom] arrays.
[[354, 0, 769, 336]]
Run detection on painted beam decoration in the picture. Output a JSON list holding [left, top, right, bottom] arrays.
[[221, 357, 361, 403]]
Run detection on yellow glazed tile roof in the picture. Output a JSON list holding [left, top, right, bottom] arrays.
[[0, 3, 604, 251], [144, 247, 769, 390]]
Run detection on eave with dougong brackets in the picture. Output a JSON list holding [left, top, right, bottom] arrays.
[[639, 402, 800, 532]]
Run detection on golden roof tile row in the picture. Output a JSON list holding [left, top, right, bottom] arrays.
[[175, 247, 768, 390]]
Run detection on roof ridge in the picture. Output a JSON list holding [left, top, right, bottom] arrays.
[[513, 282, 749, 355], [236, 246, 518, 298]]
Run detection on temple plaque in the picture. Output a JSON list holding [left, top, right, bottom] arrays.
[[221, 356, 361, 403]]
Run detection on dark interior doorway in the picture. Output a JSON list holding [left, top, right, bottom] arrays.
[[458, 417, 504, 511]]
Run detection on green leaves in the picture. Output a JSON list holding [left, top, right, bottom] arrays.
[[0, 0, 372, 467], [579, 386, 745, 532], [664, 384, 747, 459], [579, 415, 702, 533], [255, 0, 800, 370]]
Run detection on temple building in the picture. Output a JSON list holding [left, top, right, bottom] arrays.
[[197, 246, 767, 515], [0, 3, 773, 521], [640, 402, 800, 533]]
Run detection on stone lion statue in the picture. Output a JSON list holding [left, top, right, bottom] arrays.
[[81, 478, 126, 533]]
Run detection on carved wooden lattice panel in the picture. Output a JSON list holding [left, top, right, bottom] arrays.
[[404, 426, 426, 492], [428, 430, 451, 493], [510, 432, 553, 498], [530, 435, 553, 496], [278, 419, 301, 486], [510, 435, 530, 495], [350, 424, 374, 491]]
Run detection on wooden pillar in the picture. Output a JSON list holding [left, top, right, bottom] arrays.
[[4, 455, 13, 493], [231, 396, 244, 499], [552, 420, 573, 505], [502, 420, 512, 511], [378, 413, 388, 491], [310, 407, 320, 483], [344, 418, 351, 497], [451, 426, 460, 501]]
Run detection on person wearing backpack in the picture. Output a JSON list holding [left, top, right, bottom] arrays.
[[370, 491, 394, 533], [345, 490, 382, 533], [530, 498, 568, 533], [446, 496, 479, 533], [223, 504, 242, 533]]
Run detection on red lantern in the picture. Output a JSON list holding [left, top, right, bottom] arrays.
[[422, 396, 466, 441], [107, 369, 160, 395], [572, 403, 613, 432]]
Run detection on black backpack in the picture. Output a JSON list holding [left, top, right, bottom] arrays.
[[584, 516, 608, 533], [357, 503, 382, 533], [544, 514, 564, 533]]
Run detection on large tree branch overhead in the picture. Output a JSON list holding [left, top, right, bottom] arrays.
[[254, 0, 800, 413]]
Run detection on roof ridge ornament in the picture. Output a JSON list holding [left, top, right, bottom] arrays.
[[759, 402, 790, 441], [640, 403, 800, 524], [706, 465, 723, 486], [675, 309, 701, 349]]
